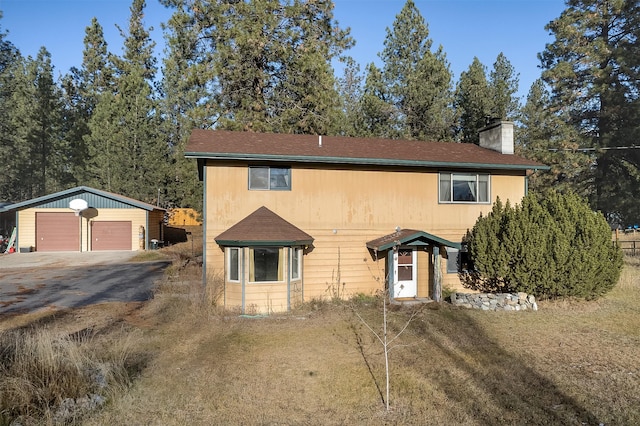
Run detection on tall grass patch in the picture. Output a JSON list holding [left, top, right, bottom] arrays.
[[0, 326, 140, 425]]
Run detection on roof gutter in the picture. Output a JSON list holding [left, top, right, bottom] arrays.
[[215, 238, 314, 247], [185, 152, 550, 172]]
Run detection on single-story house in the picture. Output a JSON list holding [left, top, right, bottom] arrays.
[[0, 186, 165, 252], [185, 121, 547, 314]]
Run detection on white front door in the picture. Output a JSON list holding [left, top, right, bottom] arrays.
[[393, 247, 417, 298]]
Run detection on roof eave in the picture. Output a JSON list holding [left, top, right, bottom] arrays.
[[215, 238, 314, 247], [367, 231, 462, 252], [3, 186, 166, 212], [185, 152, 548, 171]]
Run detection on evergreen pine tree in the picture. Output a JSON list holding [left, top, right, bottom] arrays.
[[360, 63, 398, 139], [0, 16, 22, 201], [59, 17, 116, 186], [518, 79, 592, 195], [87, 0, 168, 203], [488, 52, 520, 121], [376, 0, 455, 140], [540, 0, 640, 224], [9, 48, 64, 198], [161, 0, 351, 134], [455, 57, 491, 143], [335, 57, 365, 137]]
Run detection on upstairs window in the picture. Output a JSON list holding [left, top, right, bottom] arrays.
[[439, 172, 489, 203], [249, 166, 291, 190]]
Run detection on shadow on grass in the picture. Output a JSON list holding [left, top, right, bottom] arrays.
[[406, 307, 600, 424]]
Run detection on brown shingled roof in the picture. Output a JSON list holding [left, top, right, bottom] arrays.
[[215, 206, 314, 246], [186, 129, 545, 170]]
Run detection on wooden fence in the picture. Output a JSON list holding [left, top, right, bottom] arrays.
[[617, 240, 640, 256]]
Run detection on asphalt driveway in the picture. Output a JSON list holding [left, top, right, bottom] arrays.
[[0, 252, 171, 316]]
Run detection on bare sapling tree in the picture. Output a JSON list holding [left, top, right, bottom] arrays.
[[353, 247, 422, 412]]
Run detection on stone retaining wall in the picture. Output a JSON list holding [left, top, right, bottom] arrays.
[[449, 292, 538, 311]]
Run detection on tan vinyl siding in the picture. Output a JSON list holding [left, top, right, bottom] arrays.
[[225, 282, 242, 311], [291, 278, 303, 309], [205, 162, 528, 311], [243, 283, 289, 314]]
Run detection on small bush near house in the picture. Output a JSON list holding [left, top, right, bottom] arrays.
[[461, 191, 623, 299]]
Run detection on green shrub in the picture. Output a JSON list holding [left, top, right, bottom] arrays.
[[461, 191, 623, 299]]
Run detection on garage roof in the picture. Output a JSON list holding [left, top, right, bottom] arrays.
[[0, 186, 166, 212]]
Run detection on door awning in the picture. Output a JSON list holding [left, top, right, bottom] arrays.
[[366, 229, 461, 252]]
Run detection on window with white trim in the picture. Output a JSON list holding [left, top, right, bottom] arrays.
[[228, 247, 240, 281], [439, 172, 489, 203], [249, 166, 291, 190]]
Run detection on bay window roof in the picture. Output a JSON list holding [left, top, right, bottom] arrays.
[[215, 206, 314, 247]]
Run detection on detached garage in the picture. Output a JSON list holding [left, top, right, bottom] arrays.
[[3, 186, 165, 252]]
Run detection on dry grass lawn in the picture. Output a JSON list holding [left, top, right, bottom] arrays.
[[1, 233, 639, 425]]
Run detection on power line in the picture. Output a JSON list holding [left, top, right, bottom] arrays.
[[547, 146, 640, 152]]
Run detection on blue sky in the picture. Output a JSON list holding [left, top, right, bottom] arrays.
[[0, 0, 566, 100]]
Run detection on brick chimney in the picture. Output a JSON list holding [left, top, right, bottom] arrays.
[[479, 120, 514, 155]]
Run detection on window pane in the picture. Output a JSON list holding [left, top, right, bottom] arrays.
[[229, 248, 239, 281], [291, 248, 300, 280], [249, 167, 269, 190], [397, 249, 413, 280], [478, 175, 489, 202], [270, 168, 291, 190], [253, 247, 281, 281], [439, 173, 451, 202], [453, 174, 477, 202], [398, 265, 413, 281], [446, 248, 459, 274]]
